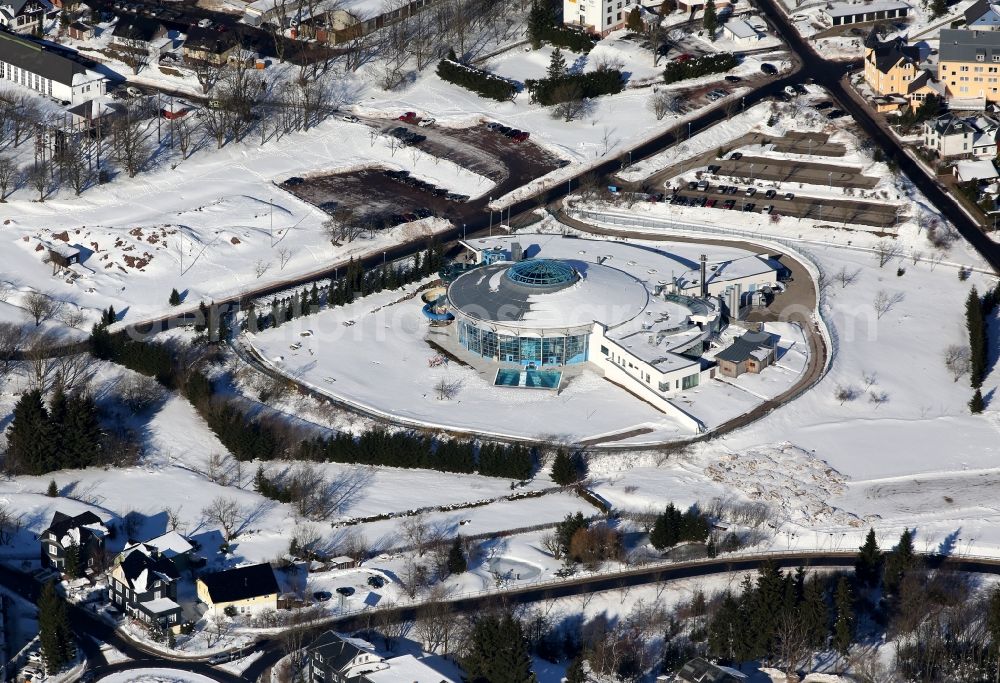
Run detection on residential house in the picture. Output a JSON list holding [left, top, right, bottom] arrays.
[[110, 15, 166, 57], [563, 0, 638, 36], [0, 0, 50, 34], [196, 562, 279, 615], [329, 556, 357, 570], [714, 330, 776, 378], [954, 157, 1000, 181], [938, 29, 1000, 104], [923, 113, 1000, 158], [182, 24, 238, 65], [305, 631, 458, 683], [109, 545, 183, 633], [674, 657, 748, 682], [67, 20, 93, 40], [39, 510, 108, 572], [722, 18, 760, 46], [862, 29, 922, 97], [0, 31, 107, 104], [123, 530, 196, 571], [966, 0, 1000, 30], [822, 0, 910, 26]]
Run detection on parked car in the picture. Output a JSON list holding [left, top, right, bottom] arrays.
[[342, 114, 360, 122], [765, 189, 776, 199], [793, 83, 808, 95], [743, 203, 756, 212], [784, 192, 795, 200], [336, 586, 355, 597], [513, 131, 530, 142], [313, 591, 332, 602], [745, 187, 756, 197], [674, 52, 695, 62], [814, 101, 833, 110], [705, 198, 717, 208], [687, 180, 698, 190], [826, 109, 846, 119], [724, 75, 742, 82], [125, 86, 143, 98], [485, 122, 501, 130], [723, 199, 736, 209], [707, 164, 721, 174], [397, 111, 418, 122], [762, 205, 773, 214], [285, 177, 304, 186], [197, 17, 212, 28], [730, 152, 743, 160], [706, 90, 724, 102], [783, 85, 797, 97], [418, 118, 435, 127], [761, 63, 778, 75], [697, 179, 709, 191], [367, 575, 386, 588]]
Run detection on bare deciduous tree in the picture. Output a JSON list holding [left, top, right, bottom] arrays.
[[0, 155, 19, 200], [24, 291, 56, 327], [0, 504, 22, 545], [835, 384, 859, 405], [648, 90, 680, 121], [118, 373, 165, 412], [27, 160, 49, 201], [0, 322, 25, 377], [875, 238, 903, 268], [944, 344, 971, 381], [112, 112, 151, 178], [835, 266, 861, 288], [873, 289, 905, 319], [550, 82, 586, 122], [869, 390, 890, 408], [202, 496, 244, 541]]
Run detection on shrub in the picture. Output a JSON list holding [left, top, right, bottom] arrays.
[[525, 69, 624, 105], [662, 53, 738, 84], [436, 58, 517, 101]]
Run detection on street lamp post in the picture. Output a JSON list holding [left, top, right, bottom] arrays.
[[687, 121, 692, 139], [750, 162, 754, 182], [463, 223, 466, 239], [828, 171, 833, 189]]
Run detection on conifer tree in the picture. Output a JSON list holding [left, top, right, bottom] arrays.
[[650, 503, 680, 550], [102, 306, 116, 326], [63, 394, 101, 469], [527, 0, 554, 49], [5, 389, 55, 475], [855, 528, 882, 588], [547, 48, 567, 80], [447, 536, 467, 574], [550, 449, 581, 485], [195, 301, 209, 333], [64, 542, 81, 579], [967, 287, 987, 388], [270, 300, 281, 328], [883, 528, 917, 595], [169, 288, 181, 306], [970, 388, 985, 414], [463, 612, 536, 683], [800, 575, 829, 648], [703, 0, 718, 36], [38, 581, 74, 673], [309, 283, 320, 311], [833, 576, 854, 655], [47, 479, 58, 497], [564, 656, 586, 683], [626, 6, 643, 31]]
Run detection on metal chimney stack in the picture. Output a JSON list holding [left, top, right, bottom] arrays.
[[700, 254, 708, 298]]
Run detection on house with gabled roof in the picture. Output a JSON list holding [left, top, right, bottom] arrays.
[[863, 29, 923, 97], [0, 0, 50, 34], [923, 112, 1000, 158], [196, 562, 279, 615], [714, 330, 776, 378], [305, 631, 458, 683], [674, 657, 747, 682], [0, 31, 107, 104], [39, 510, 108, 573], [966, 0, 1000, 30], [110, 545, 183, 632]]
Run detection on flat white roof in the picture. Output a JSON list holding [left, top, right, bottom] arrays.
[[366, 655, 458, 683], [824, 0, 910, 16], [143, 597, 181, 613], [724, 18, 758, 38], [956, 159, 999, 181]]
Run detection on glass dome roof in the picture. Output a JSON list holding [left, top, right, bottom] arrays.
[[505, 259, 578, 287]]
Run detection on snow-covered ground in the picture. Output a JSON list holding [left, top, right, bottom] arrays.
[[97, 669, 219, 683]]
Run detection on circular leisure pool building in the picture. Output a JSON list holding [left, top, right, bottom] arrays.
[[434, 235, 783, 417]]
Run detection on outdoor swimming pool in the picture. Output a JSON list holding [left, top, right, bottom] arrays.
[[493, 369, 562, 389]]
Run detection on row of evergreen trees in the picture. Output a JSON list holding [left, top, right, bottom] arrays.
[[437, 54, 518, 101], [296, 429, 537, 480], [663, 53, 739, 84], [38, 581, 75, 674], [966, 284, 1000, 412], [649, 503, 710, 550], [250, 244, 445, 332], [525, 69, 625, 106], [5, 388, 102, 476]]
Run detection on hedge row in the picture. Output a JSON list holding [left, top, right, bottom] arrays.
[[662, 53, 739, 84], [536, 25, 599, 53], [525, 69, 624, 106], [436, 58, 518, 101]]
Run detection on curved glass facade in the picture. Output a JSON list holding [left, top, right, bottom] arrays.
[[505, 259, 578, 288], [458, 321, 588, 366]]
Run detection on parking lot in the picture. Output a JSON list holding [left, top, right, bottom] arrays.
[[665, 184, 900, 228], [716, 155, 880, 189], [280, 118, 562, 230]]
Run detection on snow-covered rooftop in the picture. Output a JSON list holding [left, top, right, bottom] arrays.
[[823, 0, 910, 16]]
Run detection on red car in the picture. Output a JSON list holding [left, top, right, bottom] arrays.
[[674, 53, 695, 62], [705, 198, 717, 208], [513, 131, 529, 142], [397, 111, 418, 123], [723, 199, 736, 210]]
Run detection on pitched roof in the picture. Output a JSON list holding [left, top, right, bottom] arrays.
[[308, 631, 376, 672], [0, 30, 101, 87], [112, 15, 163, 42], [138, 530, 194, 559], [939, 29, 1000, 64], [965, 0, 1000, 24], [184, 24, 238, 54], [199, 563, 278, 604], [715, 330, 774, 364], [675, 657, 748, 682], [118, 548, 179, 592], [866, 34, 920, 74], [44, 510, 105, 544]]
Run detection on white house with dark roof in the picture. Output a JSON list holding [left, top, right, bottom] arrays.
[[306, 631, 457, 683], [923, 112, 1000, 158], [0, 31, 106, 104], [822, 0, 910, 26], [0, 0, 50, 34]]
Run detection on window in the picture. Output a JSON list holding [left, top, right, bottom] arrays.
[[616, 11, 621, 18], [961, 65, 970, 72], [599, 345, 609, 355], [681, 373, 699, 389], [994, 55, 1000, 62], [977, 54, 985, 62], [658, 381, 668, 392]]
